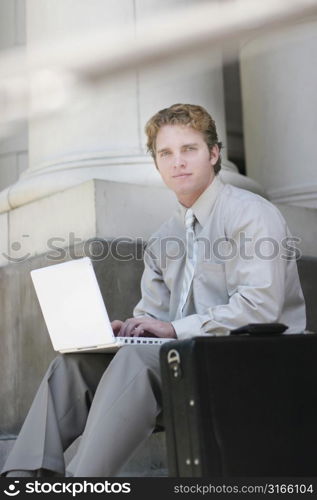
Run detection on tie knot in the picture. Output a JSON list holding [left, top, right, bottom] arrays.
[[185, 209, 195, 230]]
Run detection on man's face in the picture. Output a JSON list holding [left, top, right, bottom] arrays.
[[155, 124, 219, 207]]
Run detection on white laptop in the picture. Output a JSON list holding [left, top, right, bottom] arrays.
[[30, 257, 173, 353]]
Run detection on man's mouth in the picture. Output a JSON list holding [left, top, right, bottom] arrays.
[[172, 173, 192, 178]]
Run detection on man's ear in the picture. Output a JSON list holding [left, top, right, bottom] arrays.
[[209, 144, 220, 166]]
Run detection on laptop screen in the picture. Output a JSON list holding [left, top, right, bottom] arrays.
[[31, 257, 116, 351]]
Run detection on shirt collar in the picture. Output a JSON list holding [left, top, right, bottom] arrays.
[[178, 175, 225, 227]]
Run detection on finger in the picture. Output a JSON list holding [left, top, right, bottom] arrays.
[[119, 318, 140, 337], [133, 326, 158, 338], [125, 319, 141, 337], [131, 325, 145, 337], [118, 320, 130, 337], [111, 320, 124, 335], [132, 321, 160, 338]]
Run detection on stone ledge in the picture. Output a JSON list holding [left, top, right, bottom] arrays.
[[0, 432, 168, 477], [0, 178, 177, 266]]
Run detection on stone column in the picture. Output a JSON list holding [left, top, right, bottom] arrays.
[[240, 20, 317, 255]]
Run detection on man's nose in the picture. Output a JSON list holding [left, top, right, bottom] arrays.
[[173, 154, 186, 168]]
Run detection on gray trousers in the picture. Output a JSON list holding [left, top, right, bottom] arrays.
[[2, 345, 163, 477]]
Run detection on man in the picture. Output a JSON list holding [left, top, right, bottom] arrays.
[[2, 103, 306, 477]]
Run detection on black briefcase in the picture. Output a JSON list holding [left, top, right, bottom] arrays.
[[159, 327, 317, 477]]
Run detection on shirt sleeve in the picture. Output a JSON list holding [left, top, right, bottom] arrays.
[[172, 200, 292, 340], [133, 241, 171, 321]]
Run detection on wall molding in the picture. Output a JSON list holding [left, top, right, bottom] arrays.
[[0, 152, 264, 214], [268, 183, 317, 209]]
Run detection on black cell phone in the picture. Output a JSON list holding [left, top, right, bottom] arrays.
[[230, 323, 289, 336]]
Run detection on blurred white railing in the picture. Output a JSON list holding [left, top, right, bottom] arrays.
[[0, 0, 316, 136]]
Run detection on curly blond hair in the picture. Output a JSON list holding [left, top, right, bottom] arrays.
[[145, 103, 222, 174]]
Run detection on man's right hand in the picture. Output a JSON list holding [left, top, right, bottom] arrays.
[[111, 320, 124, 335]]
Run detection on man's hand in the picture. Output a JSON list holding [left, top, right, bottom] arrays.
[[113, 317, 177, 339]]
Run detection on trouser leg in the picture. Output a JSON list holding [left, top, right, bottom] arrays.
[[1, 353, 114, 475], [66, 345, 162, 477]]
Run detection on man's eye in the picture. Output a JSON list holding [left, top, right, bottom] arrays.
[[185, 146, 196, 151], [160, 151, 170, 157]]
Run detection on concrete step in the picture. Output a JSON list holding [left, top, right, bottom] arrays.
[[0, 432, 168, 477], [0, 438, 15, 472]]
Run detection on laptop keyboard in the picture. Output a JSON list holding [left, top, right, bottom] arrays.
[[117, 337, 168, 345]]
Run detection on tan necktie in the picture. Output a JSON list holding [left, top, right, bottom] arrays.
[[177, 208, 197, 318]]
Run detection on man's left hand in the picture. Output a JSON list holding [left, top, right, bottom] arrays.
[[117, 317, 177, 339]]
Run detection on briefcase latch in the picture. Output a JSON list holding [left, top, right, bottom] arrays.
[[167, 349, 182, 379]]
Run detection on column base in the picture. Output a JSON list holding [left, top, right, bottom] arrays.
[[0, 178, 177, 266]]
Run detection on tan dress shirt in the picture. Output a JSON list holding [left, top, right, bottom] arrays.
[[133, 176, 306, 339]]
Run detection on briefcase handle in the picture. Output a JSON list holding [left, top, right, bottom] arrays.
[[230, 323, 288, 336]]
